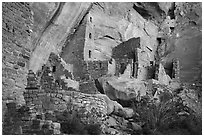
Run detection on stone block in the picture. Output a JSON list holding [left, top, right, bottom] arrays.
[[157, 63, 171, 85], [56, 93, 63, 99], [52, 122, 61, 135], [62, 95, 71, 102], [123, 107, 134, 118], [32, 119, 41, 129]]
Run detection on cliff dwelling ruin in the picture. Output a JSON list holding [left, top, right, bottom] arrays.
[[2, 2, 202, 135]]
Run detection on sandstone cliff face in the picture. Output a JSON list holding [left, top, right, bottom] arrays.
[[28, 2, 159, 74], [158, 2, 202, 83], [29, 3, 92, 73]]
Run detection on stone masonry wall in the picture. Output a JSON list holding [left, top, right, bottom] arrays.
[[115, 59, 133, 77], [172, 58, 180, 80], [136, 48, 151, 80], [20, 68, 108, 134], [112, 37, 140, 60], [24, 70, 108, 121], [60, 13, 89, 82], [87, 61, 108, 79], [2, 2, 33, 118]]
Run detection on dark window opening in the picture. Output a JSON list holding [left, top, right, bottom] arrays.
[[52, 66, 56, 72], [90, 17, 92, 23], [164, 62, 173, 79], [89, 33, 92, 39], [119, 63, 126, 74], [168, 2, 176, 19], [99, 62, 102, 68], [89, 50, 91, 58], [170, 27, 174, 32], [109, 59, 113, 64], [157, 37, 162, 45], [150, 61, 154, 66], [132, 62, 138, 78]]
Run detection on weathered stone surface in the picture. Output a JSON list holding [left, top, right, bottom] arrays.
[[158, 2, 174, 15], [123, 107, 134, 118], [131, 122, 142, 131], [99, 76, 147, 101], [169, 79, 181, 91], [86, 3, 158, 63], [156, 63, 171, 85], [160, 2, 202, 83], [29, 3, 92, 73], [60, 75, 79, 90], [105, 127, 118, 135], [178, 87, 202, 118], [2, 2, 33, 120], [104, 116, 117, 127], [96, 94, 123, 115]]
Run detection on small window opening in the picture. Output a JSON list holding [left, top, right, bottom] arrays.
[[170, 27, 174, 32], [89, 50, 91, 58], [150, 61, 154, 66], [109, 59, 113, 64], [99, 62, 102, 68], [89, 33, 92, 39], [90, 17, 92, 23], [52, 66, 56, 72], [119, 63, 126, 74], [157, 38, 162, 45]]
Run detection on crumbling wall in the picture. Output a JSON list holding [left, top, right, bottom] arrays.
[[115, 59, 133, 77], [172, 58, 180, 80], [87, 61, 108, 79], [112, 37, 140, 60], [22, 69, 108, 134], [2, 2, 33, 117], [136, 48, 151, 80]]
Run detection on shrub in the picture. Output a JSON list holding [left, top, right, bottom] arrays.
[[131, 90, 201, 135], [57, 110, 101, 135]]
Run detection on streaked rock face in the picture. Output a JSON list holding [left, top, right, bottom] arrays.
[[159, 2, 202, 83], [163, 30, 201, 83], [29, 3, 92, 73]]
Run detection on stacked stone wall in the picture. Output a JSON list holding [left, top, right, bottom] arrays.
[[2, 2, 33, 120], [172, 58, 180, 80]]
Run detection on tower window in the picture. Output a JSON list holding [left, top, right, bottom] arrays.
[[109, 59, 113, 64], [90, 17, 92, 23], [170, 27, 174, 32], [89, 33, 92, 39], [150, 61, 154, 66], [99, 62, 102, 68], [52, 66, 56, 72], [157, 37, 162, 44], [89, 50, 91, 58]]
